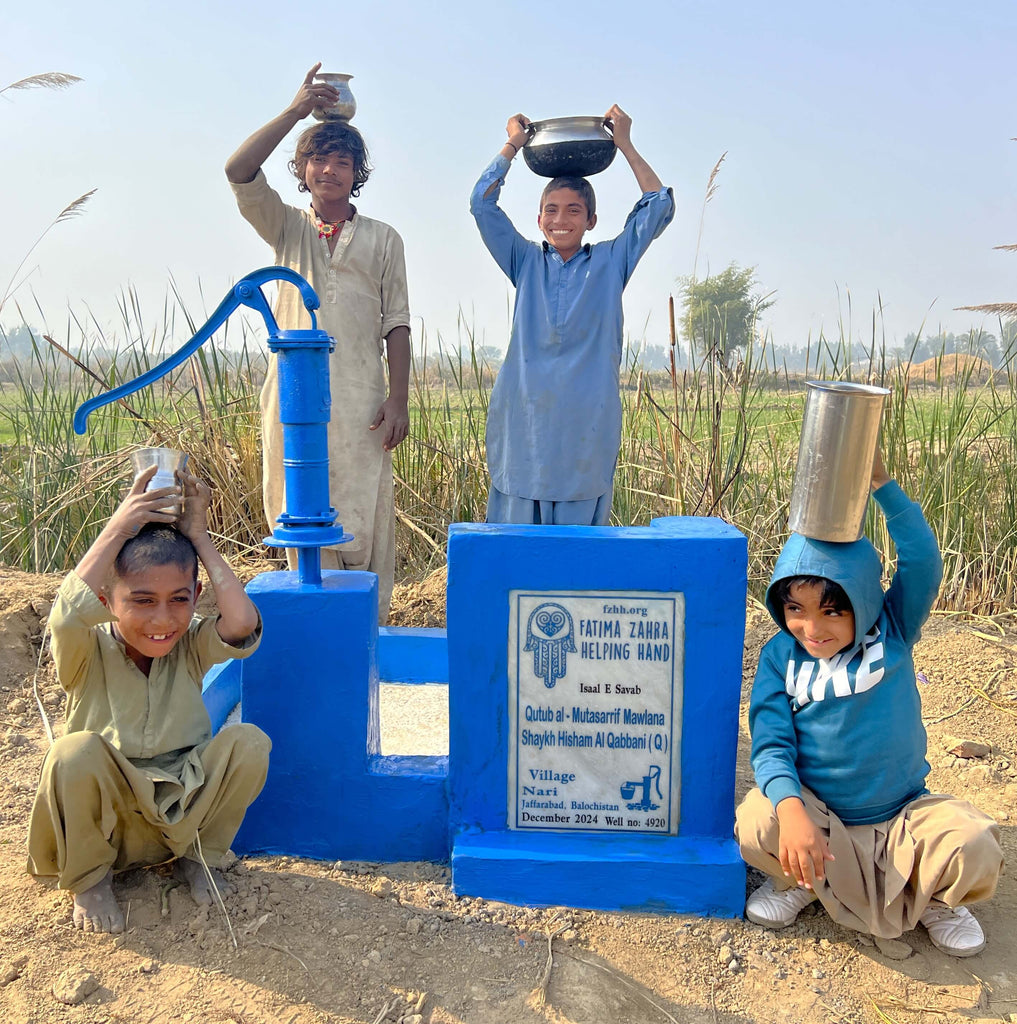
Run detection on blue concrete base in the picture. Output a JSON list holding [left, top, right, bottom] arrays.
[[452, 831, 745, 916], [378, 626, 448, 684], [232, 569, 448, 863], [446, 519, 748, 917], [220, 517, 750, 919], [202, 659, 242, 733]]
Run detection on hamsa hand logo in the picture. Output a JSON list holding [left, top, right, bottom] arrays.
[[524, 602, 576, 689]]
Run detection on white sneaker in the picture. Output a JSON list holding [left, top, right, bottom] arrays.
[[919, 903, 985, 957], [745, 878, 818, 928]]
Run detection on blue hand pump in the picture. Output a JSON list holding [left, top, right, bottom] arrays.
[[73, 267, 351, 586]]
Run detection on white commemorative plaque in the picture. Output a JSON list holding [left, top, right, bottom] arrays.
[[507, 590, 684, 834]]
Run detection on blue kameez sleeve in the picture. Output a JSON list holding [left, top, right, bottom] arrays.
[[604, 188, 676, 286], [469, 154, 533, 286]]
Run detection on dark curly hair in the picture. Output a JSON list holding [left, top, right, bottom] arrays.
[[289, 120, 372, 198]]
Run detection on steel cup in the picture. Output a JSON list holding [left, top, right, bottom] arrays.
[[789, 381, 890, 543], [129, 447, 188, 513], [311, 72, 356, 121]]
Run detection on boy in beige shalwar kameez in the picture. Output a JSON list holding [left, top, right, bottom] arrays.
[[28, 468, 270, 934], [226, 65, 411, 621]]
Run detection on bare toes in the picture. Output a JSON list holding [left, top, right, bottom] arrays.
[[72, 871, 124, 934]]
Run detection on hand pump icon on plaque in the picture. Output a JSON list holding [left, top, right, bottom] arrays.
[[620, 765, 663, 812]]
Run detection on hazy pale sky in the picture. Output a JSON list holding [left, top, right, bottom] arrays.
[[3, 0, 1015, 356]]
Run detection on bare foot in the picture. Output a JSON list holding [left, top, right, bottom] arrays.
[[72, 871, 125, 933], [174, 857, 216, 906]]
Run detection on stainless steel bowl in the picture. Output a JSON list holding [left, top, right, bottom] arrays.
[[522, 116, 616, 178]]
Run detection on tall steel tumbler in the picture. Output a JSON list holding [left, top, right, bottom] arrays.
[[789, 381, 890, 542]]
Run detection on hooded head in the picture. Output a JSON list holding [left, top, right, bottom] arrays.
[[764, 533, 885, 649]]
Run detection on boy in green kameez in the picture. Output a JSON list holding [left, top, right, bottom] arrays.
[[28, 468, 270, 933]]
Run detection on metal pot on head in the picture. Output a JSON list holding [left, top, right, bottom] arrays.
[[311, 72, 356, 121], [522, 116, 617, 178], [789, 381, 890, 543]]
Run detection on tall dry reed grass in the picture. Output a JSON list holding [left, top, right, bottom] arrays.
[[0, 293, 271, 571], [1, 293, 1015, 614]]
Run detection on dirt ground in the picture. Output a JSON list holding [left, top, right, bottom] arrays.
[[1, 565, 1015, 1024]]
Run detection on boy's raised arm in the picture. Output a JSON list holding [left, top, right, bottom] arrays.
[[476, 114, 532, 201], [606, 104, 664, 194], [176, 472, 260, 644], [502, 114, 531, 162], [225, 63, 339, 184], [75, 467, 180, 598], [869, 445, 943, 643]]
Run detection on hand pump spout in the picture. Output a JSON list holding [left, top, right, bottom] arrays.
[[73, 267, 350, 587]]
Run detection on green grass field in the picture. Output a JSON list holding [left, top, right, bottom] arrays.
[[2, 323, 1015, 613]]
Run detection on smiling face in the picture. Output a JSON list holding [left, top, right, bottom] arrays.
[[102, 563, 201, 673], [782, 580, 855, 660], [537, 187, 597, 261], [303, 149, 356, 217]]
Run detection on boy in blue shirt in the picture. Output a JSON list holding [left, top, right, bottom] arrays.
[[470, 106, 674, 525], [736, 450, 1002, 956]]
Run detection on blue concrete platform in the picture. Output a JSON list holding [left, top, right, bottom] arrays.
[[446, 517, 748, 916], [452, 831, 746, 915], [232, 569, 448, 863], [215, 515, 748, 918]]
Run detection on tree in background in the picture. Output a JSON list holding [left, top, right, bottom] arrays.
[[900, 329, 1008, 367], [628, 343, 672, 371], [680, 263, 775, 371]]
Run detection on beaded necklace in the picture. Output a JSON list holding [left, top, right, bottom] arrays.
[[313, 210, 346, 240]]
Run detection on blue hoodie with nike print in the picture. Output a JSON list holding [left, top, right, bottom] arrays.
[[749, 480, 943, 827]]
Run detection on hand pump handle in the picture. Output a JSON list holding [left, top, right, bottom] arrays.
[[73, 267, 321, 435]]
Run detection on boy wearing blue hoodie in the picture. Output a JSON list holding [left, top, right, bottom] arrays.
[[736, 451, 1003, 956]]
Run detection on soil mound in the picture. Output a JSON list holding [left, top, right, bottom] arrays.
[[907, 353, 994, 385], [390, 565, 448, 627]]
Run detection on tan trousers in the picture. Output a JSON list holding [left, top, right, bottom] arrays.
[[27, 725, 271, 894], [735, 786, 1003, 938]]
